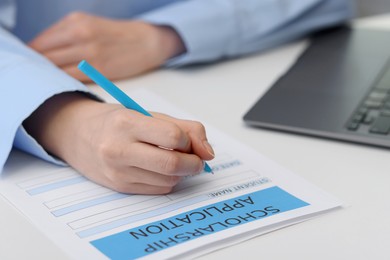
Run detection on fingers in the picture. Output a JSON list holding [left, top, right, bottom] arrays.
[[91, 143, 199, 194], [29, 22, 74, 52], [29, 14, 169, 81], [122, 142, 204, 176], [42, 45, 85, 67], [135, 117, 192, 152], [102, 167, 183, 194], [29, 13, 96, 72], [34, 44, 92, 82], [29, 12, 93, 52], [60, 105, 213, 195], [63, 64, 91, 82], [116, 167, 183, 187], [185, 123, 215, 160], [153, 113, 215, 160]]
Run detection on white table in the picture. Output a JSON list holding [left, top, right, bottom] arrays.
[[1, 14, 390, 260]]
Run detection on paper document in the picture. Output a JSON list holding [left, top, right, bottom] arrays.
[[0, 89, 342, 260]]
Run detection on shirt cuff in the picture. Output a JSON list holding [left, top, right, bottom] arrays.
[[138, 1, 237, 67], [13, 126, 66, 166], [138, 0, 354, 67], [0, 58, 97, 173]]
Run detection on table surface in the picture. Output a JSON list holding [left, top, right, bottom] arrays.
[[1, 14, 390, 260]]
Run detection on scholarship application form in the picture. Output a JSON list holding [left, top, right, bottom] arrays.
[[0, 89, 342, 260]]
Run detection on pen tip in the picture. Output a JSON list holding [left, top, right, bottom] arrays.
[[204, 163, 213, 174]]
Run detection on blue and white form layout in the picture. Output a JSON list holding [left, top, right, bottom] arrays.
[[0, 90, 342, 260]]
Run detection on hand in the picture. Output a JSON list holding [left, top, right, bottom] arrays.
[[29, 12, 185, 82], [24, 93, 214, 194]]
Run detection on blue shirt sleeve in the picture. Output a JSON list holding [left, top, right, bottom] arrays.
[[139, 0, 356, 67], [0, 14, 93, 173]]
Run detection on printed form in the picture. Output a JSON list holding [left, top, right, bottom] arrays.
[[0, 89, 342, 260]]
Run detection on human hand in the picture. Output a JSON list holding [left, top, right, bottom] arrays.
[[29, 12, 185, 82], [24, 93, 214, 194]]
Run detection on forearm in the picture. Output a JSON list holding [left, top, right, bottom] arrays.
[[0, 26, 92, 173], [139, 0, 355, 66]]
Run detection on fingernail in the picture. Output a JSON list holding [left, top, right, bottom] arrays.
[[203, 140, 215, 158]]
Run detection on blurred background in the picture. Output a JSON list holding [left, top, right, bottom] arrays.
[[357, 0, 390, 16]]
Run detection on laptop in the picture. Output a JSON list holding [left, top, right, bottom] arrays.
[[243, 26, 390, 148]]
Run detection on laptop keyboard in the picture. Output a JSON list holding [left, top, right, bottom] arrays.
[[346, 65, 390, 135]]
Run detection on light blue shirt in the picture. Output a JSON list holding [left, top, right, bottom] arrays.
[[0, 0, 355, 173]]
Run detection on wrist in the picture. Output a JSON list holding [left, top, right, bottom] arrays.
[[24, 92, 102, 160], [155, 25, 186, 61]]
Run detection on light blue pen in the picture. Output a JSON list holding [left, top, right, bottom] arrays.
[[78, 60, 213, 174]]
